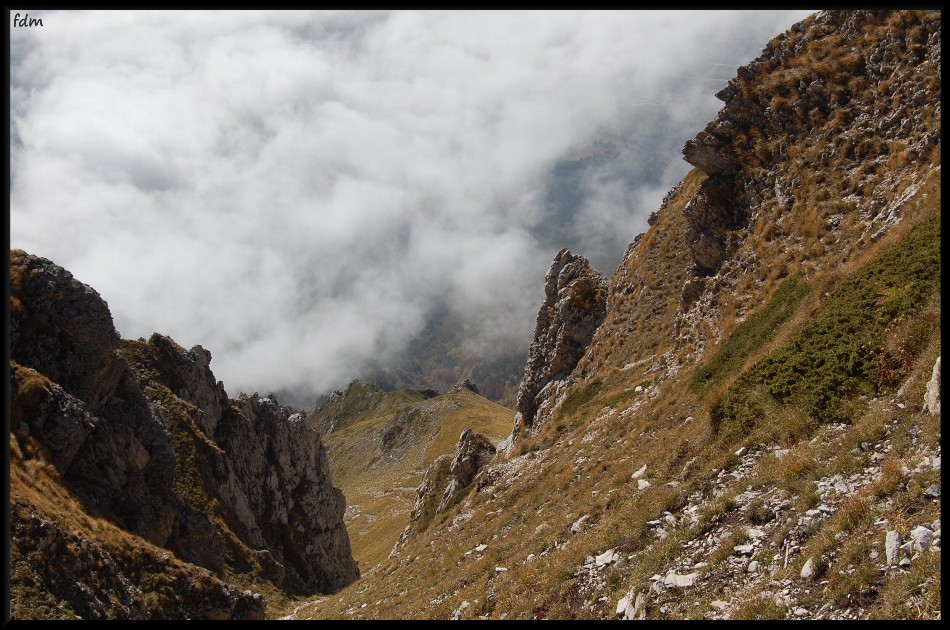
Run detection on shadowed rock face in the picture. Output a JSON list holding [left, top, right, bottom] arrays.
[[9, 249, 359, 616], [511, 248, 608, 444], [123, 332, 360, 594], [10, 249, 181, 548]]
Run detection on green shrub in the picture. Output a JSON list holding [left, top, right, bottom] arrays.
[[692, 274, 809, 392], [711, 210, 939, 432], [557, 379, 604, 419]]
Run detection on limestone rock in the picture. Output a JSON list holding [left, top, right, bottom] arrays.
[[9, 250, 359, 615], [439, 429, 497, 511], [616, 591, 645, 620], [885, 530, 902, 565], [10, 250, 180, 549], [393, 429, 496, 554], [923, 356, 940, 415], [10, 249, 125, 413], [910, 526, 934, 553], [512, 249, 607, 445], [664, 570, 700, 588], [800, 557, 816, 580]]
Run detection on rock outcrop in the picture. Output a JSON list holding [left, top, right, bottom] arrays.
[[10, 249, 183, 549], [923, 356, 940, 416], [510, 249, 607, 446], [9, 249, 358, 618], [122, 334, 360, 594], [392, 428, 497, 555], [680, 9, 940, 282]]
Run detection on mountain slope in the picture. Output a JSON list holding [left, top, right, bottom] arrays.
[[285, 9, 941, 620], [306, 380, 514, 573]]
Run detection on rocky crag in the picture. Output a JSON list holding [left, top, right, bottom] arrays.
[[392, 427, 497, 555], [9, 250, 358, 619], [508, 248, 608, 449]]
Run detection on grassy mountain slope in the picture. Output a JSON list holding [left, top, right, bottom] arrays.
[[306, 383, 514, 573], [7, 9, 939, 622], [284, 10, 941, 620], [287, 149, 940, 624]]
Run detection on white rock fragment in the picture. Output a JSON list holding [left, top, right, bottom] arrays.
[[632, 592, 645, 620], [475, 544, 488, 553], [637, 479, 651, 490], [595, 549, 619, 567], [571, 515, 590, 533], [735, 447, 748, 457], [885, 530, 902, 565], [746, 527, 766, 539], [800, 557, 815, 580], [910, 526, 934, 552], [747, 560, 761, 573], [923, 356, 940, 415], [617, 591, 645, 619], [664, 571, 700, 588], [451, 601, 470, 620], [632, 464, 647, 479], [616, 594, 634, 619]]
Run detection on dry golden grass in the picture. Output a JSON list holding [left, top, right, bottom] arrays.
[[319, 387, 514, 572]]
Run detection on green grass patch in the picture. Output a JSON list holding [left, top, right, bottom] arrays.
[[712, 209, 940, 435], [692, 273, 810, 392], [557, 379, 604, 420]]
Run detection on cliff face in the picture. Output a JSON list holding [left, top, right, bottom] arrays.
[[9, 250, 358, 619], [121, 333, 359, 594]]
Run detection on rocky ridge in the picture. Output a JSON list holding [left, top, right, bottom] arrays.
[[570, 9, 941, 396], [9, 249, 358, 619]]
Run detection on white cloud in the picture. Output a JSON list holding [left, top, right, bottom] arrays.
[[10, 9, 814, 403]]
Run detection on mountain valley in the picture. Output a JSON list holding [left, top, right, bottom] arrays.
[[7, 9, 941, 621]]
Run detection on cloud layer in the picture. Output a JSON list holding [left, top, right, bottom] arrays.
[[10, 9, 813, 403]]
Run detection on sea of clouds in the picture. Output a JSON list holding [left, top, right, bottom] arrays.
[[10, 10, 813, 403]]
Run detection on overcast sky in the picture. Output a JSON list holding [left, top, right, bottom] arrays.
[[10, 9, 813, 404]]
